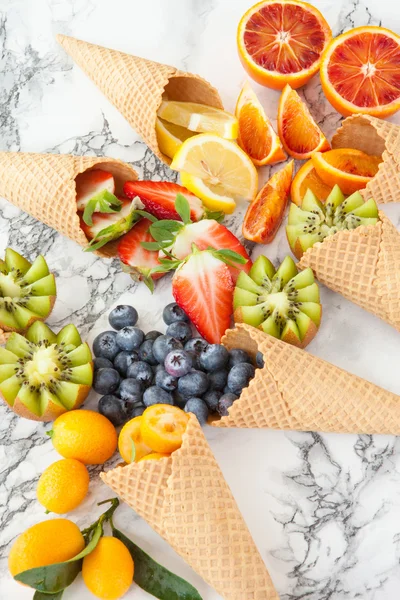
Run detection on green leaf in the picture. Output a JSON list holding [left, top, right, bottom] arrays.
[[112, 525, 202, 600], [143, 276, 155, 293], [83, 190, 122, 226], [34, 591, 64, 600], [149, 228, 175, 244], [205, 210, 225, 223], [134, 209, 159, 223], [150, 220, 183, 232], [130, 439, 136, 463], [140, 241, 163, 251], [213, 249, 248, 264], [175, 194, 191, 225]]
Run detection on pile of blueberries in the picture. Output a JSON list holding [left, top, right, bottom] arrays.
[[92, 303, 264, 427]]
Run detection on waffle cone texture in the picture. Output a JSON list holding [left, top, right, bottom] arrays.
[[213, 324, 400, 434], [56, 35, 223, 165], [101, 414, 279, 600], [0, 152, 138, 257], [332, 114, 400, 204]]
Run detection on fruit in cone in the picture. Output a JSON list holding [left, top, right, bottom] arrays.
[[56, 35, 223, 165], [234, 255, 321, 348], [237, 0, 332, 90], [140, 405, 189, 453], [101, 412, 279, 600], [0, 248, 56, 333], [278, 85, 330, 159], [155, 118, 195, 159], [235, 82, 286, 166], [157, 101, 238, 139], [286, 185, 379, 259], [0, 321, 93, 421], [320, 26, 400, 118], [291, 160, 332, 207], [117, 218, 164, 282], [118, 415, 152, 463], [75, 169, 116, 211]]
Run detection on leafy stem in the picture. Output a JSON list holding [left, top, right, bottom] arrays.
[[81, 498, 119, 542]]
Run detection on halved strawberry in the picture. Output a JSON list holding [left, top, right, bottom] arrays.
[[76, 169, 115, 210], [123, 181, 204, 222], [118, 218, 164, 281], [79, 198, 140, 251], [172, 249, 234, 344]]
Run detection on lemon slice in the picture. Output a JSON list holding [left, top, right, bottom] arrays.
[[158, 101, 239, 139], [155, 118, 195, 159], [171, 133, 258, 213], [180, 172, 236, 214]]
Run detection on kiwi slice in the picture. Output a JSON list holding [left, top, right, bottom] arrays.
[[0, 249, 56, 332], [286, 186, 379, 259], [234, 255, 322, 348], [0, 321, 92, 421]]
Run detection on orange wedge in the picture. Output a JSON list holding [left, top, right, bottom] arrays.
[[291, 160, 332, 206], [278, 85, 330, 160], [320, 26, 400, 118], [235, 82, 286, 166], [311, 148, 383, 195], [237, 0, 332, 90]]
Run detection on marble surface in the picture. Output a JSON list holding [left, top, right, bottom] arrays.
[[1, 0, 400, 598]]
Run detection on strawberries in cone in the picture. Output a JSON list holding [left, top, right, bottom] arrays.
[[118, 218, 164, 281]]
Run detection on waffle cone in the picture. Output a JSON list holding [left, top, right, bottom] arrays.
[[56, 35, 223, 165], [0, 151, 138, 257], [332, 114, 400, 204], [212, 324, 400, 434], [101, 415, 279, 600]]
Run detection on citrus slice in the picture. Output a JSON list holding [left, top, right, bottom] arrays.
[[237, 0, 332, 90], [157, 101, 238, 139], [171, 133, 258, 213], [118, 416, 152, 464], [140, 405, 189, 454], [155, 118, 195, 159], [235, 82, 286, 166], [291, 160, 332, 206], [311, 148, 383, 195], [278, 84, 330, 160], [320, 26, 400, 118], [180, 172, 236, 214]]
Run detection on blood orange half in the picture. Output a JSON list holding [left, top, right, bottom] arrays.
[[237, 0, 332, 90], [321, 26, 400, 118]]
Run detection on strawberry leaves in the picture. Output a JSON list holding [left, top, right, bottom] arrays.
[[82, 190, 122, 226]]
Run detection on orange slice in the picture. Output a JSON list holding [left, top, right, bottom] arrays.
[[320, 26, 400, 118], [311, 148, 383, 195], [237, 0, 332, 90], [118, 417, 152, 464], [278, 84, 330, 160], [235, 82, 286, 166], [140, 405, 189, 454], [291, 160, 332, 206]]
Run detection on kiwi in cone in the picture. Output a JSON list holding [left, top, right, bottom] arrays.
[[0, 249, 56, 333], [286, 185, 379, 259], [233, 255, 321, 348], [0, 321, 93, 421]]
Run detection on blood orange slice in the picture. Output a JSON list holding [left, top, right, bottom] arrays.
[[291, 160, 332, 206], [321, 26, 400, 117], [237, 0, 332, 90]]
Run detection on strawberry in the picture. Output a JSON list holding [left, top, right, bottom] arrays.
[[79, 198, 140, 251], [75, 169, 115, 210], [118, 218, 164, 281], [123, 181, 205, 222], [172, 249, 234, 344]]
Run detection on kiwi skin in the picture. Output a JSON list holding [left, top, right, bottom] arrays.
[[12, 382, 91, 422]]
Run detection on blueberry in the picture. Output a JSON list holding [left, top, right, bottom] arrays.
[[145, 330, 162, 341], [229, 349, 252, 368], [131, 406, 145, 418], [173, 390, 187, 409], [207, 369, 228, 391], [184, 337, 208, 355], [256, 351, 265, 368], [227, 363, 255, 395], [223, 384, 231, 395], [98, 395, 127, 426], [109, 305, 138, 330], [94, 357, 113, 371], [166, 321, 192, 344], [113, 351, 139, 376], [153, 363, 165, 374], [143, 386, 173, 407], [155, 369, 178, 392], [200, 344, 229, 372], [184, 398, 209, 425], [178, 369, 209, 398], [153, 335, 183, 364], [164, 350, 192, 378], [138, 340, 158, 366], [163, 302, 189, 325], [93, 368, 121, 395], [218, 393, 238, 417], [93, 331, 119, 361], [203, 390, 222, 412], [186, 350, 201, 370], [119, 378, 144, 403], [127, 361, 154, 387], [116, 327, 145, 352]]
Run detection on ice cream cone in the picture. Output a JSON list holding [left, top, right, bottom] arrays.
[[212, 324, 400, 434], [101, 414, 279, 600], [332, 114, 400, 204], [0, 151, 138, 257], [56, 34, 223, 165]]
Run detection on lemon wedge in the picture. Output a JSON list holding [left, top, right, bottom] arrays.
[[155, 118, 195, 159], [158, 101, 238, 139], [180, 172, 237, 214]]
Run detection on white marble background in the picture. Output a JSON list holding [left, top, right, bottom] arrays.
[[0, 0, 400, 598]]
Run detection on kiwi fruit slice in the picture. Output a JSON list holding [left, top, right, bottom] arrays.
[[0, 248, 56, 332], [286, 185, 379, 259], [234, 255, 322, 348], [0, 321, 93, 421]]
